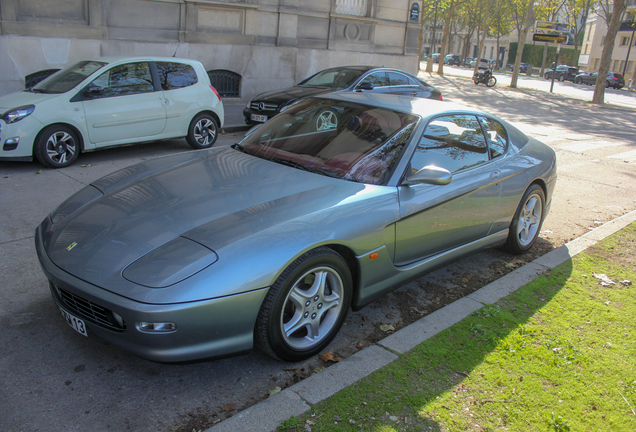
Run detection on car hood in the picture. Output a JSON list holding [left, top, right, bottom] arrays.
[[252, 86, 338, 105], [0, 90, 60, 111], [41, 147, 367, 300]]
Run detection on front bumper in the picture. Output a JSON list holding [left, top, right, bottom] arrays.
[[0, 116, 40, 161], [35, 224, 269, 362]]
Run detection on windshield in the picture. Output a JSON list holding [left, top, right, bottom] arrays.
[[31, 61, 107, 94], [298, 68, 366, 88], [237, 99, 418, 185]]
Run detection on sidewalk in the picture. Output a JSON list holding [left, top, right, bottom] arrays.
[[206, 209, 636, 432]]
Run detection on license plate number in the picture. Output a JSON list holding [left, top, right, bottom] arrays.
[[59, 307, 88, 337], [251, 114, 268, 123]]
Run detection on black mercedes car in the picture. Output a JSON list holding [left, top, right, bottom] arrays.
[[243, 66, 443, 126]]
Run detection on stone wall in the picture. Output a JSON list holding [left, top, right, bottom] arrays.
[[0, 0, 423, 99]]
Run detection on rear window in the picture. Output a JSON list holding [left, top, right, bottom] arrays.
[[613, 73, 624, 79], [156, 62, 198, 90]]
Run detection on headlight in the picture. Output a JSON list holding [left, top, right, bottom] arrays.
[[2, 105, 35, 124]]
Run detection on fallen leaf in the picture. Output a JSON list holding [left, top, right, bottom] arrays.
[[306, 420, 315, 426], [80, 164, 92, 167], [356, 341, 366, 349], [221, 402, 236, 412], [35, 170, 42, 174], [269, 386, 281, 397], [320, 351, 342, 363], [380, 324, 395, 332]]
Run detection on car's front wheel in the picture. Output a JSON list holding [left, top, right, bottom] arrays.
[[186, 113, 219, 149], [504, 184, 545, 255], [255, 248, 352, 361], [34, 125, 80, 168], [545, 73, 550, 80], [559, 74, 565, 82], [575, 77, 581, 84]]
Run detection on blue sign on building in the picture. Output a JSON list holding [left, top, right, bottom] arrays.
[[410, 2, 420, 22]]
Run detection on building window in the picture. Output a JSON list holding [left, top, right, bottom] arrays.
[[594, 58, 600, 69], [619, 60, 625, 72], [601, 36, 605, 45], [628, 61, 634, 73], [621, 36, 630, 46], [335, 0, 368, 16], [613, 59, 620, 70]]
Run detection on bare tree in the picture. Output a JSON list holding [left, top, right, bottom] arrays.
[[511, 0, 536, 88]]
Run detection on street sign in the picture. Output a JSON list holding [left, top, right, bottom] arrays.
[[410, 3, 420, 22], [535, 20, 571, 34], [533, 34, 568, 44]]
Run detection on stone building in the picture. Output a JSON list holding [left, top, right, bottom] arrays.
[[0, 0, 424, 98]]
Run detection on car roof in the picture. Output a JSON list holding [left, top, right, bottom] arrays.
[[85, 56, 203, 66], [313, 92, 486, 120]]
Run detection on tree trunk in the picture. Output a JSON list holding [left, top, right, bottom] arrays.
[[510, 0, 535, 88], [473, 5, 490, 76], [437, 1, 456, 76], [593, 0, 627, 104]]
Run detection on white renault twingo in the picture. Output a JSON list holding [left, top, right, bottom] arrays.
[[0, 57, 224, 168]]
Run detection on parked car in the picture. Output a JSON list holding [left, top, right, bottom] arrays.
[[508, 62, 529, 73], [444, 54, 461, 66], [470, 58, 495, 69], [431, 53, 440, 63], [574, 71, 625, 89], [463, 57, 474, 67], [37, 93, 557, 363], [544, 65, 579, 82], [0, 56, 224, 168], [243, 65, 442, 126]]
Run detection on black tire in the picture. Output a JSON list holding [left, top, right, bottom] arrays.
[[186, 113, 219, 149], [34, 125, 80, 168], [575, 77, 581, 84], [486, 76, 497, 87], [545, 73, 550, 80], [503, 184, 546, 255], [558, 74, 565, 82], [605, 80, 611, 88], [255, 247, 352, 361], [473, 78, 480, 85]]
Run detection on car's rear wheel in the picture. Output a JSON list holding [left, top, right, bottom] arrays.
[[545, 73, 550, 80], [255, 248, 352, 361], [34, 125, 80, 168], [605, 80, 611, 88], [503, 184, 545, 255], [186, 113, 219, 149], [559, 74, 565, 82], [575, 77, 581, 84]]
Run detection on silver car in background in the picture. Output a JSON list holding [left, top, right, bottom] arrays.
[[36, 93, 556, 362]]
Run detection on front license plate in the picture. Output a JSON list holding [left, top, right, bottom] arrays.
[[59, 307, 88, 337], [251, 114, 268, 123]]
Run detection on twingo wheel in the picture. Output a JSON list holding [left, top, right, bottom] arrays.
[[34, 125, 80, 168], [315, 109, 338, 131], [186, 113, 219, 149], [486, 76, 497, 87], [503, 184, 546, 255], [575, 77, 581, 84], [255, 247, 352, 361]]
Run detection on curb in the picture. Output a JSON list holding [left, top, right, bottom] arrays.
[[221, 125, 251, 134], [205, 209, 636, 432]]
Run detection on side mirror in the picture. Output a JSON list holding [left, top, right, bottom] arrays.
[[356, 82, 374, 91], [83, 85, 104, 98], [405, 165, 452, 186]]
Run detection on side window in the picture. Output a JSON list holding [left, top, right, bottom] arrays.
[[155, 62, 198, 90], [387, 72, 410, 86], [478, 117, 508, 158], [409, 115, 488, 174], [88, 62, 154, 98], [361, 72, 389, 87]]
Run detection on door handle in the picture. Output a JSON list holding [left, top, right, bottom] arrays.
[[490, 171, 501, 180]]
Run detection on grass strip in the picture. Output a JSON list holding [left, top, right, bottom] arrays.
[[279, 223, 636, 432]]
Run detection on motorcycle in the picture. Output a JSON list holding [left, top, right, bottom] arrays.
[[473, 68, 497, 87]]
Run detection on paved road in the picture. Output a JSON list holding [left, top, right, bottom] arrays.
[[1, 80, 635, 432]]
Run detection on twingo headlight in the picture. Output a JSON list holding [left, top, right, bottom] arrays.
[[2, 105, 35, 124], [50, 185, 104, 225], [123, 237, 218, 288]]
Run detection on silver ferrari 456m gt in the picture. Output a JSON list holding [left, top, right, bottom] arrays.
[[36, 93, 556, 362]]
